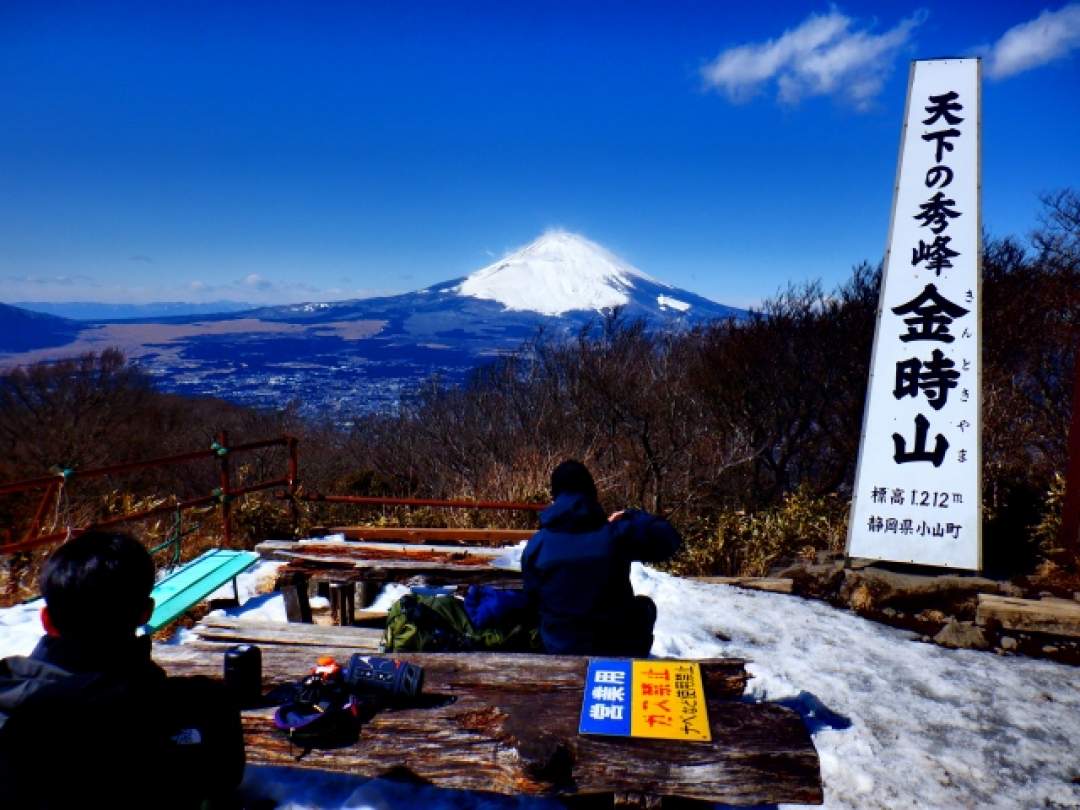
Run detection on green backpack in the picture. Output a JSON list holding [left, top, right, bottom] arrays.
[[382, 593, 537, 653]]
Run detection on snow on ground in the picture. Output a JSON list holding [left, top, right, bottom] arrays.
[[3, 559, 1078, 808], [657, 294, 691, 312], [635, 565, 1080, 810], [0, 598, 46, 659]]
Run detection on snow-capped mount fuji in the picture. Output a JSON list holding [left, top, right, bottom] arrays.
[[454, 231, 730, 320], [244, 229, 740, 335], [457, 231, 649, 316], [0, 232, 743, 417]]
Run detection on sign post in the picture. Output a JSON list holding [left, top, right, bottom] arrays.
[[848, 59, 982, 570]]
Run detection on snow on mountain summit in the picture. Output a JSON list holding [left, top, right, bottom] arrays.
[[456, 231, 654, 316]]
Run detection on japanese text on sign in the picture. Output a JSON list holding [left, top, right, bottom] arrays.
[[848, 59, 981, 570], [579, 659, 711, 742]]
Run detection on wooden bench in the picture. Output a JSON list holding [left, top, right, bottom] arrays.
[[153, 631, 823, 806], [146, 548, 259, 632], [257, 539, 523, 623], [191, 616, 384, 650]]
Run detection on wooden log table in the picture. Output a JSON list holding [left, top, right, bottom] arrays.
[[259, 539, 524, 621], [153, 637, 822, 806], [258, 540, 521, 584], [315, 527, 535, 547]]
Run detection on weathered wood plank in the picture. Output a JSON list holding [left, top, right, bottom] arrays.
[[280, 561, 521, 587], [260, 539, 511, 559], [976, 593, 1080, 638], [690, 577, 794, 594], [327, 527, 534, 545], [258, 541, 519, 577], [152, 643, 818, 805], [194, 618, 384, 649], [154, 642, 750, 699]]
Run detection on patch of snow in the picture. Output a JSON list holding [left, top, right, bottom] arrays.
[[202, 560, 289, 627], [367, 583, 411, 612], [200, 592, 288, 627], [289, 302, 331, 313], [491, 539, 526, 571], [656, 294, 691, 312], [633, 565, 1080, 810], [0, 599, 44, 658], [456, 231, 648, 316], [205, 560, 286, 603], [300, 533, 345, 544]]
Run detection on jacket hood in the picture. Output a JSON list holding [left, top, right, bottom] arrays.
[[539, 492, 606, 532]]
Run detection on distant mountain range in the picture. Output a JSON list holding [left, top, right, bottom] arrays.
[[0, 232, 744, 417], [14, 300, 255, 320]]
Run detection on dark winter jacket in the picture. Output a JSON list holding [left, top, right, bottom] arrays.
[[0, 633, 244, 809], [521, 493, 681, 655]]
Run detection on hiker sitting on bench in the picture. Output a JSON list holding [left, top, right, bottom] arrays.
[[522, 460, 681, 657], [0, 531, 245, 809]]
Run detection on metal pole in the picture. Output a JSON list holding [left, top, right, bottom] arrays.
[[218, 430, 233, 547], [287, 435, 300, 537], [1057, 356, 1080, 566], [21, 480, 58, 545]]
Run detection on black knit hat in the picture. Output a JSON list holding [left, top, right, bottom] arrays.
[[550, 460, 598, 502]]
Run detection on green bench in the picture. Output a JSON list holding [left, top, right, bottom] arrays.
[[146, 548, 259, 632]]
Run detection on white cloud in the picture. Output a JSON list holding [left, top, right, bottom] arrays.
[[983, 4, 1080, 79], [242, 273, 273, 290], [701, 9, 924, 109]]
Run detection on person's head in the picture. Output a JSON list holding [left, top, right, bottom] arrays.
[[39, 531, 155, 642], [550, 459, 598, 503]]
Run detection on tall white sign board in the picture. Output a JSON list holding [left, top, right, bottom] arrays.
[[848, 59, 981, 570]]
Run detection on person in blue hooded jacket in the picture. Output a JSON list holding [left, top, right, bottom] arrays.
[[521, 460, 681, 656]]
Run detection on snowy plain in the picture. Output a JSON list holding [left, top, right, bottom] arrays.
[[2, 558, 1078, 809]]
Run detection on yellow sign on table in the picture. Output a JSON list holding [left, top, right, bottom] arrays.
[[629, 660, 712, 742]]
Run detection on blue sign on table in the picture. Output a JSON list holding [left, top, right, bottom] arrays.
[[578, 658, 632, 736]]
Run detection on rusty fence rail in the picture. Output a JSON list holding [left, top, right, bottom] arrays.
[[1, 432, 299, 555], [285, 491, 546, 513], [2, 432, 547, 558]]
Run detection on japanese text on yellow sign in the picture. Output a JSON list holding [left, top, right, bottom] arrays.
[[629, 660, 711, 741]]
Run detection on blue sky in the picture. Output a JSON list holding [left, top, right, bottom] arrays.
[[1, 1, 1078, 308]]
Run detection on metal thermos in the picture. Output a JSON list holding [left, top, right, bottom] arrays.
[[224, 643, 262, 706]]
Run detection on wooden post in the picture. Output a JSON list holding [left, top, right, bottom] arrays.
[[356, 578, 382, 608], [280, 572, 312, 623], [1059, 357, 1080, 567], [217, 430, 233, 547], [329, 581, 355, 626]]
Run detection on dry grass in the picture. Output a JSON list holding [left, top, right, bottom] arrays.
[[667, 488, 850, 578]]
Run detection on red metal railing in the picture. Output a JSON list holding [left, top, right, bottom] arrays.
[[1, 432, 299, 555], [288, 492, 546, 512], [2, 432, 545, 557]]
